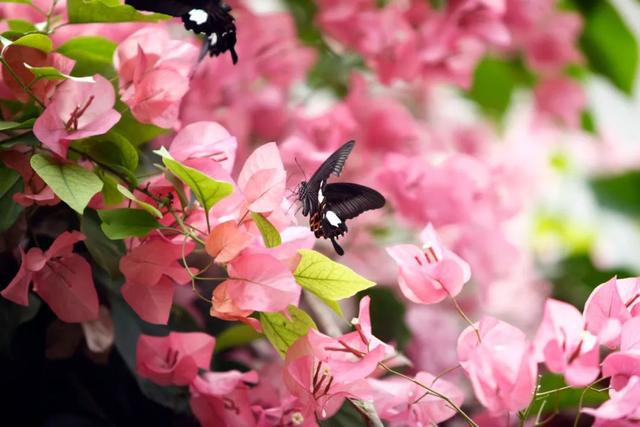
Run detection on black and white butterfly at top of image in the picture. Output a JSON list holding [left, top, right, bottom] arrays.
[[296, 140, 386, 256], [125, 0, 238, 64]]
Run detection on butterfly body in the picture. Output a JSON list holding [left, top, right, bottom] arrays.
[[297, 141, 385, 255], [125, 0, 238, 63]]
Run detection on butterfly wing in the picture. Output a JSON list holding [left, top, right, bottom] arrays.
[[124, 0, 238, 63], [324, 183, 386, 220], [301, 140, 356, 217]]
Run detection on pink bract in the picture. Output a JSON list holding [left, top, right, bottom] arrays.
[[33, 74, 121, 158], [1, 231, 99, 322], [458, 316, 537, 413], [136, 332, 215, 386]]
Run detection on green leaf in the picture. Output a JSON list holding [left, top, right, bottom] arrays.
[[74, 130, 139, 174], [112, 108, 168, 146], [294, 249, 376, 301], [157, 148, 234, 217], [56, 36, 117, 78], [67, 0, 170, 24], [251, 212, 282, 248], [215, 324, 263, 353], [579, 0, 638, 94], [590, 171, 640, 218], [468, 57, 515, 119], [12, 33, 52, 52], [260, 305, 317, 358], [0, 0, 32, 3], [30, 154, 103, 213], [81, 209, 125, 277], [0, 118, 35, 132], [0, 131, 39, 149], [8, 19, 36, 33], [0, 163, 23, 232], [98, 208, 160, 239], [95, 169, 124, 205], [116, 184, 163, 218], [23, 64, 94, 82]]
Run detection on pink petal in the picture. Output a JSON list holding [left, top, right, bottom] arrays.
[[122, 276, 175, 325], [46, 230, 86, 259], [224, 253, 300, 312], [209, 281, 263, 331], [205, 221, 254, 264], [584, 277, 631, 348], [237, 142, 284, 190], [0, 250, 33, 306], [34, 254, 99, 322], [242, 168, 287, 213], [170, 121, 237, 173], [602, 351, 640, 392], [119, 240, 195, 287], [583, 376, 640, 420], [621, 317, 640, 351], [129, 68, 190, 129]]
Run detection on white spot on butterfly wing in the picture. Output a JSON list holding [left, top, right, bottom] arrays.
[[188, 9, 209, 25], [208, 32, 218, 45], [325, 211, 341, 226], [318, 187, 324, 203]]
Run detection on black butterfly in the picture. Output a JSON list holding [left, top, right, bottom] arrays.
[[125, 0, 238, 64], [296, 140, 385, 256]]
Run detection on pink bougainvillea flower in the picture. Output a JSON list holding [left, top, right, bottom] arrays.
[[1, 231, 98, 322], [582, 376, 640, 424], [0, 149, 59, 207], [120, 239, 197, 324], [189, 370, 259, 427], [237, 142, 287, 213], [458, 316, 537, 413], [215, 252, 300, 313], [522, 12, 582, 73], [284, 328, 386, 421], [386, 223, 471, 304], [583, 277, 640, 349], [33, 74, 121, 158], [368, 372, 464, 426], [136, 332, 215, 386], [339, 296, 396, 360], [1, 45, 74, 104], [169, 121, 237, 174], [602, 317, 640, 392], [115, 27, 198, 129], [534, 77, 586, 128], [205, 221, 254, 264], [534, 299, 600, 387], [209, 281, 262, 331]]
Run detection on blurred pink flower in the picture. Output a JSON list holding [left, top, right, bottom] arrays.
[[583, 277, 640, 349], [535, 77, 586, 128], [115, 27, 198, 129], [120, 239, 197, 324], [215, 252, 300, 313], [1, 231, 98, 322], [534, 298, 600, 387], [583, 376, 640, 424], [136, 332, 215, 386], [602, 317, 640, 392], [237, 142, 287, 214], [368, 372, 464, 426], [522, 12, 582, 73], [33, 74, 120, 157], [189, 370, 259, 427], [387, 223, 471, 304], [457, 316, 537, 413]]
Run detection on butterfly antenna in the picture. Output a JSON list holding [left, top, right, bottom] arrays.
[[294, 157, 307, 181]]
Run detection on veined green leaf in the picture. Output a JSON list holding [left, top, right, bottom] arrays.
[[24, 64, 94, 82], [251, 212, 282, 248], [98, 208, 160, 239], [57, 36, 117, 78], [30, 154, 103, 213], [12, 33, 51, 52], [260, 305, 317, 358], [294, 249, 376, 301]]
